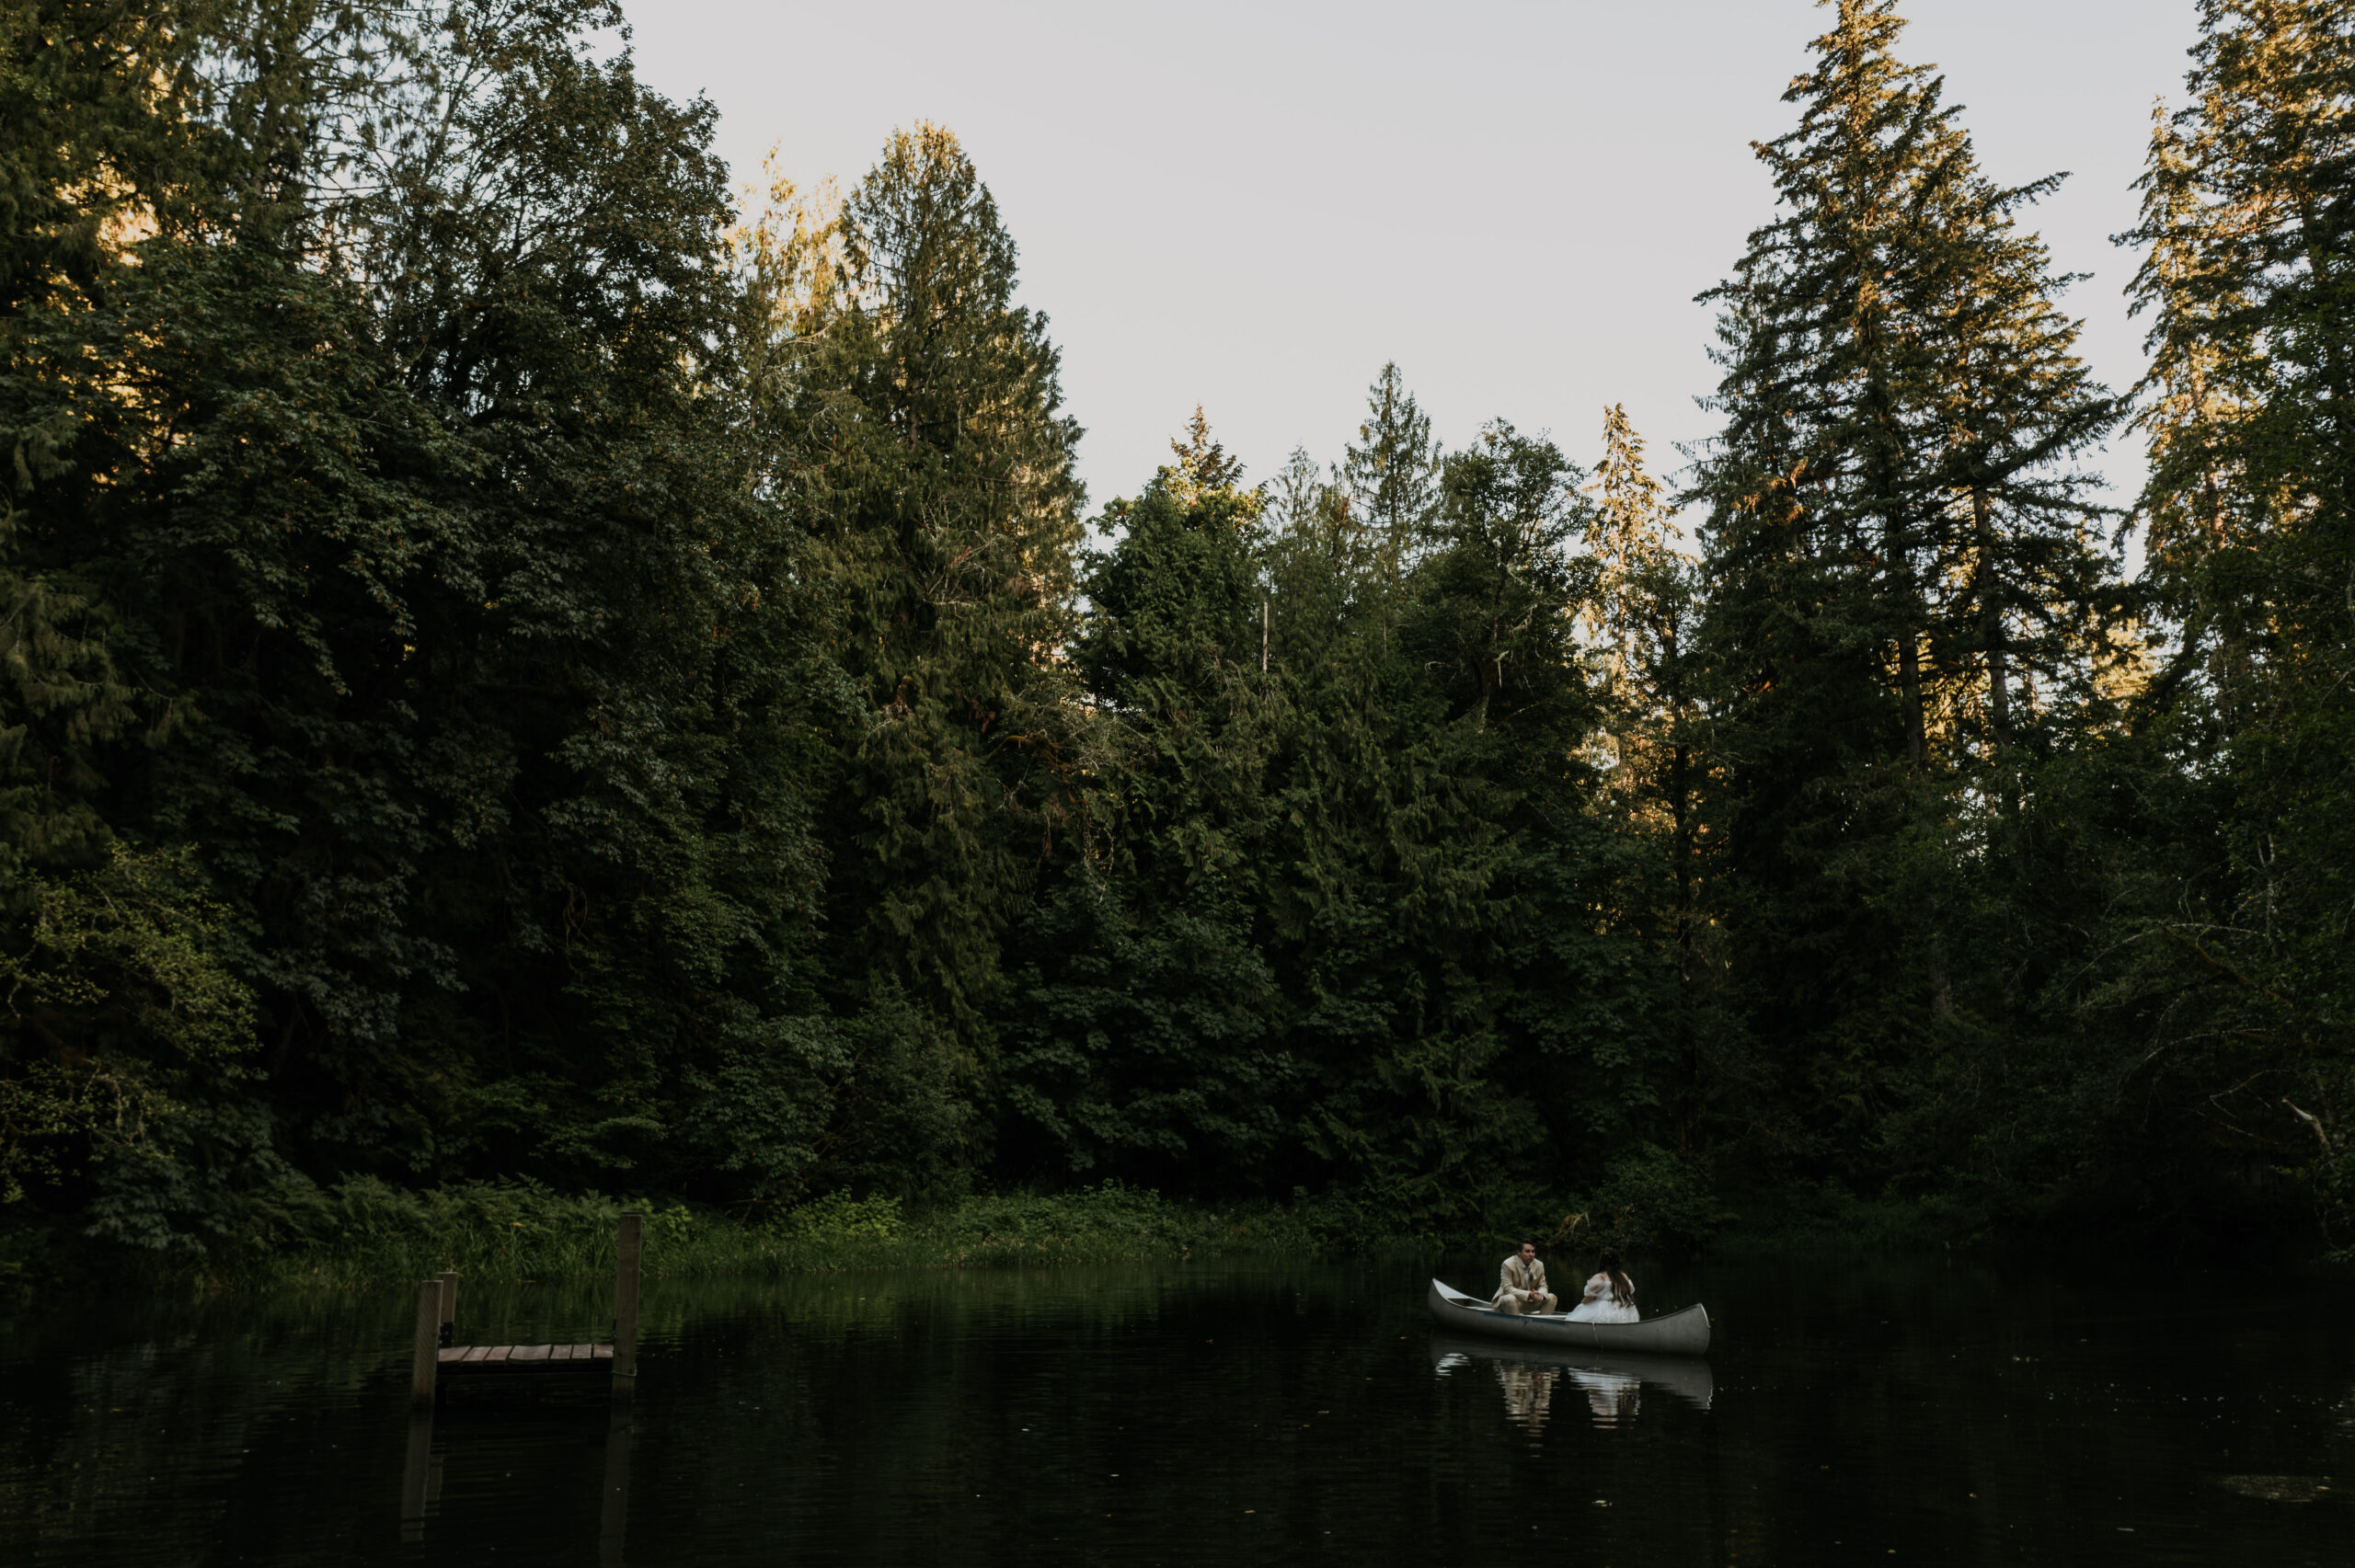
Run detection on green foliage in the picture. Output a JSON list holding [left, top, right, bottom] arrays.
[[166, 1178, 1304, 1288], [5, 0, 2352, 1274], [775, 1189, 906, 1243], [2091, 0, 2355, 1245], [0, 845, 260, 1219], [1572, 1144, 1739, 1253], [2, 2, 844, 1244], [1689, 0, 2141, 1207]]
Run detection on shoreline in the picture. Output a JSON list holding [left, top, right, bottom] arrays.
[[2, 1177, 2330, 1298]]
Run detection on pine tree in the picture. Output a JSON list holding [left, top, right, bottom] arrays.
[[2112, 0, 2355, 1229], [1582, 405, 1681, 749], [796, 124, 1087, 1155], [1917, 143, 2120, 772], [1337, 361, 1442, 577], [1409, 420, 1589, 740], [1694, 0, 2122, 1179], [1003, 411, 1290, 1185], [2125, 103, 2266, 709]]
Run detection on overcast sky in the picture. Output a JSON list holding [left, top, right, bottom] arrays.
[[620, 0, 2203, 519]]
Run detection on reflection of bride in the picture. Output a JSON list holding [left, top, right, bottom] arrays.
[[1565, 1368, 1641, 1426], [1565, 1246, 1639, 1324]]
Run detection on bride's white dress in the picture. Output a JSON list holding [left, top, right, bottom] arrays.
[[1565, 1272, 1638, 1323]]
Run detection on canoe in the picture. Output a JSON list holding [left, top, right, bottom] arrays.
[[1428, 1331, 1716, 1410], [1428, 1277, 1713, 1356]]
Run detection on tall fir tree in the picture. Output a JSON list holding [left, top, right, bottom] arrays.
[[1694, 0, 2122, 1183], [1582, 406, 1713, 1147], [1337, 361, 1442, 578], [794, 124, 1087, 1172], [2113, 0, 2355, 1235], [1003, 411, 1291, 1185]]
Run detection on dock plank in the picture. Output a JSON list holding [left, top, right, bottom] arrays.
[[435, 1342, 615, 1377]]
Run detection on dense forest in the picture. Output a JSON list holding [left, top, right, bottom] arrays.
[[2, 0, 2349, 1261]]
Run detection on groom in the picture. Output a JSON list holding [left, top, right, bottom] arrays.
[[1493, 1237, 1557, 1315]]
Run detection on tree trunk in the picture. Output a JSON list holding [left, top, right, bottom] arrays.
[[1884, 506, 1928, 768], [1972, 485, 2010, 752], [1897, 630, 1927, 768], [1666, 639, 1698, 1154], [1672, 729, 1697, 1152]]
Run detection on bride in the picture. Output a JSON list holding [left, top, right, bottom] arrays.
[[1565, 1246, 1639, 1323]]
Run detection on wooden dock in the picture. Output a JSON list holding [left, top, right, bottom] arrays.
[[408, 1210, 643, 1404], [438, 1342, 615, 1375]]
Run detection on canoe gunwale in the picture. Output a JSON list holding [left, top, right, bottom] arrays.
[[1427, 1278, 1713, 1356]]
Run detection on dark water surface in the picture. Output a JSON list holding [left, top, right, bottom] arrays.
[[4, 1249, 2350, 1565]]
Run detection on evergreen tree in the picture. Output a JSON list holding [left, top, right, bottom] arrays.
[[1581, 407, 1713, 1147], [1694, 0, 2122, 1183], [795, 124, 1087, 1172], [1338, 361, 1442, 577], [1004, 412, 1290, 1185], [1917, 148, 2122, 774], [2112, 0, 2355, 1234], [2125, 103, 2267, 712]]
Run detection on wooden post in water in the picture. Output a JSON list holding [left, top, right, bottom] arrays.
[[409, 1280, 442, 1404], [612, 1210, 643, 1399], [598, 1403, 632, 1567], [433, 1271, 458, 1343], [399, 1410, 434, 1541]]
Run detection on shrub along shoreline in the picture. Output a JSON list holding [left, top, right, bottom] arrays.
[[272, 1184, 1331, 1290], [0, 1182, 1328, 1294], [0, 1160, 1762, 1292], [4, 1162, 2307, 1297]]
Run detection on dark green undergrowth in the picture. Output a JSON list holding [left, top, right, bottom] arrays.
[[0, 1180, 1328, 1293], [1705, 1185, 1992, 1254], [11, 1162, 2323, 1298], [0, 1157, 1757, 1296]]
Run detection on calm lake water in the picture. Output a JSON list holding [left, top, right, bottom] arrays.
[[2, 1247, 2349, 1565]]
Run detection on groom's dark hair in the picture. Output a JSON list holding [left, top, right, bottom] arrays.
[[1518, 1237, 1540, 1250]]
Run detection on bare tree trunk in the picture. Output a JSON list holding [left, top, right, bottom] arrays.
[[1885, 507, 1928, 768], [1673, 730, 1697, 1152], [1665, 637, 1699, 1154], [1972, 486, 2010, 752], [1897, 630, 1927, 768]]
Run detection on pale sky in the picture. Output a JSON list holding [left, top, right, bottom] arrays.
[[621, 0, 2202, 519]]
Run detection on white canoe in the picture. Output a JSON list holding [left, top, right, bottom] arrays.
[[1429, 1277, 1713, 1356]]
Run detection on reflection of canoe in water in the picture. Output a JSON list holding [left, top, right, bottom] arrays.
[[1428, 1331, 1716, 1411], [1429, 1278, 1713, 1356]]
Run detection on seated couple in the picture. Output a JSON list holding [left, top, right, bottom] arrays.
[[1494, 1238, 1637, 1322]]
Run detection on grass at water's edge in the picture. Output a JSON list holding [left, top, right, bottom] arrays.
[[0, 1183, 1336, 1295], [278, 1192, 1325, 1290], [8, 1173, 2308, 1297]]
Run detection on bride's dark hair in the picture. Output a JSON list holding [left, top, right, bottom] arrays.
[[1598, 1246, 1636, 1305]]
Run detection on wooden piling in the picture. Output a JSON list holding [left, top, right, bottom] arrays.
[[433, 1271, 458, 1340], [400, 1411, 434, 1540], [613, 1210, 643, 1396], [409, 1280, 442, 1404], [598, 1403, 632, 1567]]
